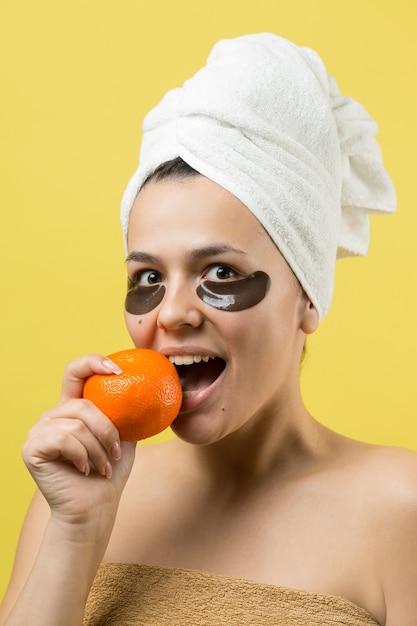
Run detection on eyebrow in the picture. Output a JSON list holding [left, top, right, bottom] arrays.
[[126, 245, 248, 264], [126, 251, 160, 264]]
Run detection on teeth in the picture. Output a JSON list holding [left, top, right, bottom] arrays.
[[182, 390, 199, 399], [168, 355, 214, 366]]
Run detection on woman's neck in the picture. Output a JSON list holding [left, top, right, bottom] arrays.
[[183, 400, 330, 494]]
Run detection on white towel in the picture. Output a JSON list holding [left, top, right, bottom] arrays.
[[120, 33, 396, 318]]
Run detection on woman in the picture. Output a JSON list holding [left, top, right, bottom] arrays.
[[1, 34, 416, 626]]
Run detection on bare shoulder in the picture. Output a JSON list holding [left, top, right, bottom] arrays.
[[359, 443, 417, 543], [333, 438, 417, 522], [375, 447, 417, 624], [327, 430, 417, 495], [351, 443, 417, 624], [359, 443, 417, 504]]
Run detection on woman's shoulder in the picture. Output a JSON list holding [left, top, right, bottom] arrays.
[[331, 434, 417, 499], [366, 444, 417, 519], [349, 440, 417, 498], [355, 443, 417, 621], [329, 436, 417, 547], [319, 436, 417, 622]]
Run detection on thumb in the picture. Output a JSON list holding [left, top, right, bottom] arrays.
[[59, 354, 122, 402]]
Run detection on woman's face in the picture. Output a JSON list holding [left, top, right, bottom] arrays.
[[125, 175, 315, 444]]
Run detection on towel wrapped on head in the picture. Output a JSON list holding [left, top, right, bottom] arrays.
[[120, 33, 396, 319]]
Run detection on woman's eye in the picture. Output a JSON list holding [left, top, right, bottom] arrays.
[[204, 265, 239, 281], [132, 270, 163, 286]]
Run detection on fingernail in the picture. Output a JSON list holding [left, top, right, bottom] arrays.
[[104, 462, 113, 479], [102, 359, 123, 374], [111, 441, 122, 461], [84, 463, 90, 477]]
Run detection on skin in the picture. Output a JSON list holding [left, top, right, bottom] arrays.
[[1, 176, 417, 626]]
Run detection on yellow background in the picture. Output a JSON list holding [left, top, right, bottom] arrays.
[[1, 0, 416, 599]]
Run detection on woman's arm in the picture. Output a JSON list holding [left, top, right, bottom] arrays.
[[1, 492, 115, 625], [0, 355, 136, 626]]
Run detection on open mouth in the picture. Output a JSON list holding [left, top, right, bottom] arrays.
[[168, 355, 226, 398]]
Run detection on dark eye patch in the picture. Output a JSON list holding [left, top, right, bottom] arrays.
[[125, 280, 166, 314], [196, 271, 270, 311], [125, 271, 271, 315]]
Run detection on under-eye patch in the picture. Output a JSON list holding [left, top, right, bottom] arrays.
[[125, 279, 166, 314], [125, 271, 270, 315], [197, 271, 270, 311]]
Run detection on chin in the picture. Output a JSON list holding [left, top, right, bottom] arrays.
[[170, 411, 229, 446]]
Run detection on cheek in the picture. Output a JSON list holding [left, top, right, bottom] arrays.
[[215, 309, 266, 351], [124, 311, 157, 348], [224, 288, 302, 356]]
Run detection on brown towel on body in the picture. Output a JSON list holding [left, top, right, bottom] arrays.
[[83, 563, 380, 625]]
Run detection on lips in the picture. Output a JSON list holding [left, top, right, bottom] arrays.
[[168, 354, 226, 398]]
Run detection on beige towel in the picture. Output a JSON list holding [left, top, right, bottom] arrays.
[[83, 563, 380, 625]]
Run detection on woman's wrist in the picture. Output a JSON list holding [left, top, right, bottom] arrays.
[[4, 517, 109, 626]]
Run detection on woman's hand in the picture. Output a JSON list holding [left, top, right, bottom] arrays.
[[22, 354, 136, 527], [0, 356, 137, 625]]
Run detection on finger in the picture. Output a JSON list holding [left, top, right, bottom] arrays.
[[24, 426, 93, 476], [59, 354, 122, 402], [26, 414, 112, 477], [54, 419, 113, 477], [26, 414, 118, 478], [40, 398, 121, 461]]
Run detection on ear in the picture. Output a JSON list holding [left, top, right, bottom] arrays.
[[299, 298, 319, 335]]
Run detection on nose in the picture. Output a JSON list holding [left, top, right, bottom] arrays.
[[156, 280, 204, 331]]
